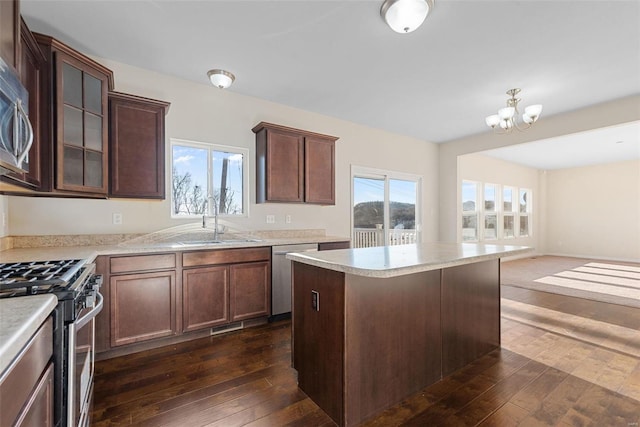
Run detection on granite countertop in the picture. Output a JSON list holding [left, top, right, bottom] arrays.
[[0, 294, 58, 374], [0, 235, 351, 263], [286, 242, 532, 278]]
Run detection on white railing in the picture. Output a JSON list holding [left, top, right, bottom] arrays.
[[353, 228, 418, 248]]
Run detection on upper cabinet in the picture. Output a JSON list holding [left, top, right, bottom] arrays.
[[35, 33, 114, 196], [0, 0, 19, 70], [108, 92, 170, 199], [252, 122, 338, 205]]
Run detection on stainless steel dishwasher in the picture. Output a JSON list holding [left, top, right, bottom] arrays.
[[271, 243, 318, 317]]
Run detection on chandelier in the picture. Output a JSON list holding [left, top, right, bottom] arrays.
[[485, 88, 542, 133]]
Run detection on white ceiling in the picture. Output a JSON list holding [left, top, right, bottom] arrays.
[[482, 121, 640, 170], [20, 0, 640, 168]]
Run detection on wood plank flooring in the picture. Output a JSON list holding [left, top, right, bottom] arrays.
[[92, 258, 640, 426]]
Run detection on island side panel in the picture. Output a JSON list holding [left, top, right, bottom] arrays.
[[292, 261, 346, 426], [344, 270, 442, 426], [441, 259, 500, 376]]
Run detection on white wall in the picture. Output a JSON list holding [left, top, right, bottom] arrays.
[[457, 153, 542, 253], [7, 59, 439, 240], [545, 159, 640, 262]]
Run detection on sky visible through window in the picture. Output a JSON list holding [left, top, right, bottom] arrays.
[[172, 144, 244, 215], [353, 178, 416, 205]]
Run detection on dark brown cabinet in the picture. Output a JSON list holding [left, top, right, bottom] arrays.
[[107, 253, 177, 347], [183, 266, 229, 332], [0, 317, 54, 427], [108, 92, 170, 199], [230, 261, 270, 321], [110, 270, 177, 347], [182, 247, 271, 332], [252, 122, 338, 205], [0, 0, 19, 70], [35, 34, 114, 196], [318, 240, 351, 251], [440, 259, 500, 376]]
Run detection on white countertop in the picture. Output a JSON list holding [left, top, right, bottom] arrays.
[[0, 294, 58, 374], [286, 242, 532, 278]]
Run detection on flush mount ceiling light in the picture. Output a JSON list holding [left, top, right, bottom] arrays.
[[485, 88, 543, 134], [207, 69, 235, 89], [381, 0, 434, 33]]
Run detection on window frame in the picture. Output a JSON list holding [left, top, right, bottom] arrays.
[[502, 186, 516, 239], [170, 138, 249, 219], [461, 180, 480, 242], [518, 188, 532, 237], [460, 181, 533, 242]]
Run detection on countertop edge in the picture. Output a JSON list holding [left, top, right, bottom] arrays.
[[287, 245, 533, 278], [0, 294, 58, 374]]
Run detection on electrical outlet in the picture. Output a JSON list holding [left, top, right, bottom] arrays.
[[266, 215, 275, 224], [285, 214, 292, 224], [112, 213, 123, 225]]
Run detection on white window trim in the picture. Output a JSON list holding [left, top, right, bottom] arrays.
[[351, 165, 423, 246], [170, 138, 250, 219], [461, 180, 480, 242]]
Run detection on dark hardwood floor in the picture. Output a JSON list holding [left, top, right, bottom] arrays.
[[92, 259, 640, 426]]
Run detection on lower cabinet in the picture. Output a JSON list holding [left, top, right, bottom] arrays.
[[183, 266, 229, 332], [0, 317, 54, 427], [230, 261, 270, 321], [110, 270, 177, 347], [182, 248, 271, 332], [96, 248, 271, 356]]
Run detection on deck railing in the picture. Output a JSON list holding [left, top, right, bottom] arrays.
[[353, 228, 418, 248]]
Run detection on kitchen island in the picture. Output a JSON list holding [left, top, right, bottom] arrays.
[[287, 242, 531, 427]]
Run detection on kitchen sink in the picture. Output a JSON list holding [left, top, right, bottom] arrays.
[[178, 238, 262, 246]]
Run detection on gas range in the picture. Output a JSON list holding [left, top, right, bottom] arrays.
[[0, 259, 87, 299]]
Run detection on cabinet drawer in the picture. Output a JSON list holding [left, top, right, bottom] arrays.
[[183, 247, 270, 267], [0, 317, 53, 427], [318, 241, 350, 251], [110, 253, 176, 274]]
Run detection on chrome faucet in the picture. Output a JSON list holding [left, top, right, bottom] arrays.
[[202, 199, 221, 241]]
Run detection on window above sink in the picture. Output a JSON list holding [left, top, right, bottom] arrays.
[[170, 138, 248, 218]]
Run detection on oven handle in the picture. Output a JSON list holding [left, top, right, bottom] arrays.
[[75, 292, 104, 329]]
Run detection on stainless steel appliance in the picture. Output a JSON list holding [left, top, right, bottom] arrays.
[[0, 259, 103, 427], [271, 243, 318, 318], [0, 57, 34, 175]]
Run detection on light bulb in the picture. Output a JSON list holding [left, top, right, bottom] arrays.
[[485, 115, 500, 128], [500, 119, 513, 130], [498, 107, 515, 120], [524, 104, 542, 120]]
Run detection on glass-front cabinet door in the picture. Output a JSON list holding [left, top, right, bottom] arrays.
[[56, 51, 109, 194]]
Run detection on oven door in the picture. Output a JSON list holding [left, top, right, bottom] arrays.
[[68, 290, 103, 427]]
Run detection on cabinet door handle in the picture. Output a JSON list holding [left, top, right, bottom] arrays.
[[15, 99, 34, 169]]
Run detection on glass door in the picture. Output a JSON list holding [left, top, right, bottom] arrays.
[[352, 168, 420, 248], [353, 176, 385, 248]]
